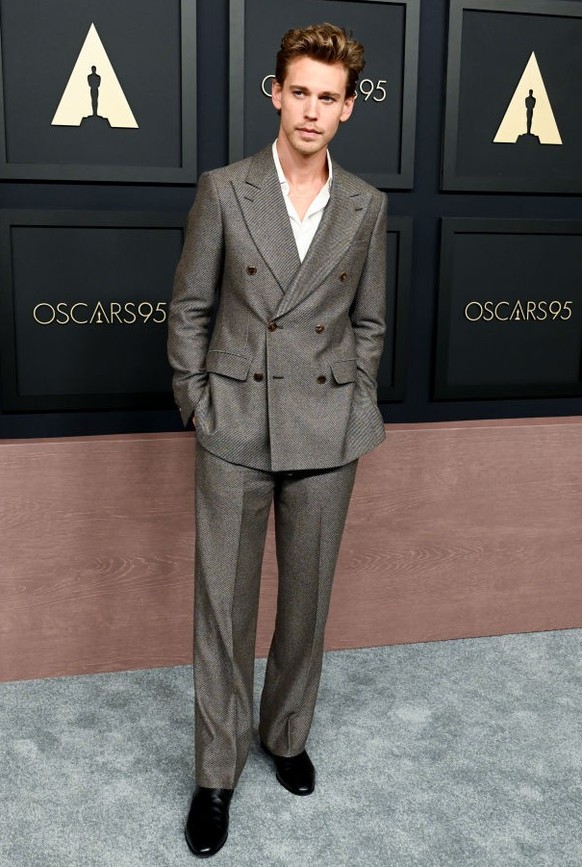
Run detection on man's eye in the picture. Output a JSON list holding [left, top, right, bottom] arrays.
[[292, 90, 304, 97]]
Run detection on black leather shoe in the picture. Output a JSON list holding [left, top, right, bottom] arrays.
[[260, 741, 315, 795], [184, 786, 233, 857]]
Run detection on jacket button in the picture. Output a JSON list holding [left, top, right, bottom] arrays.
[[339, 271, 348, 282], [246, 265, 257, 275], [253, 372, 264, 382], [315, 324, 325, 334], [267, 321, 278, 332], [317, 375, 327, 384]]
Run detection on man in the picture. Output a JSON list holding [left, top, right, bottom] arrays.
[[168, 22, 387, 858]]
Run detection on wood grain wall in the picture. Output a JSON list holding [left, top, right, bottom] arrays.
[[1, 418, 581, 682]]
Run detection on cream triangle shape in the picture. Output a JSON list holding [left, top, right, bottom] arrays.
[[494, 51, 561, 144], [51, 23, 138, 128]]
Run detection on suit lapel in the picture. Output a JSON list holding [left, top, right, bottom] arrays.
[[232, 145, 300, 293], [233, 148, 372, 312], [274, 163, 371, 320]]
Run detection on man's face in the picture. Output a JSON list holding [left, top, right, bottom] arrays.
[[271, 56, 354, 157]]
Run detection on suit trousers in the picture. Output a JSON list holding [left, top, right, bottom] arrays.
[[193, 441, 358, 789]]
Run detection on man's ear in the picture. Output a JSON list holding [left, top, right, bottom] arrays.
[[340, 94, 355, 123], [271, 79, 282, 112]]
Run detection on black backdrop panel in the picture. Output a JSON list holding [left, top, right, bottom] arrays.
[[229, 0, 420, 189], [443, 0, 582, 192], [435, 219, 582, 399], [1, 0, 582, 439], [0, 211, 184, 411], [377, 217, 412, 402], [0, 0, 196, 182]]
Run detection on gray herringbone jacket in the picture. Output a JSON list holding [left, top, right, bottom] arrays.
[[167, 145, 387, 472]]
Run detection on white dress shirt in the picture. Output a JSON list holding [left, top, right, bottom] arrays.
[[272, 140, 333, 262]]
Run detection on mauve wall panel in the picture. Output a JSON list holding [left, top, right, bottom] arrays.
[[1, 419, 581, 682]]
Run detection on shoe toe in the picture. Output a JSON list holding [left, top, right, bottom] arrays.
[[262, 743, 316, 796], [184, 786, 232, 857]]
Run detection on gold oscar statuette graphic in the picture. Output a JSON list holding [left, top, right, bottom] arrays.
[[493, 51, 562, 145], [51, 23, 138, 129]]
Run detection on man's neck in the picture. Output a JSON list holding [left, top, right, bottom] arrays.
[[275, 136, 329, 188]]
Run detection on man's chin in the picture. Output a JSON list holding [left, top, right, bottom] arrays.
[[291, 137, 326, 156]]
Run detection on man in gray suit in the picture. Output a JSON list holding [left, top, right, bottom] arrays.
[[168, 22, 387, 857]]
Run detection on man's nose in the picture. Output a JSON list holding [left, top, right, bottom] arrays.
[[304, 97, 318, 118]]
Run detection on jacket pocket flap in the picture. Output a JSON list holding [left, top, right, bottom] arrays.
[[330, 358, 357, 384], [206, 350, 251, 381]]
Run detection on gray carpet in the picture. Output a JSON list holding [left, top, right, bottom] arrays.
[[1, 629, 581, 866]]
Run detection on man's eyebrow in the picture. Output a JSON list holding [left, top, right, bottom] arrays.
[[288, 84, 342, 98]]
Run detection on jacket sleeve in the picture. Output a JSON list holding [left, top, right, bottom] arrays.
[[350, 192, 387, 392], [167, 171, 224, 427]]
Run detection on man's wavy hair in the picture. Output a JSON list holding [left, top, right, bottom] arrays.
[[275, 23, 365, 98]]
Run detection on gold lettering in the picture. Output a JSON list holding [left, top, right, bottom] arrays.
[[510, 301, 526, 321], [561, 301, 573, 321], [138, 301, 154, 323], [463, 299, 573, 323], [89, 302, 110, 325], [548, 300, 561, 319], [261, 74, 275, 98], [153, 302, 167, 323], [482, 301, 494, 322], [464, 302, 482, 322], [494, 301, 510, 321], [109, 302, 123, 324], [32, 300, 169, 325], [32, 303, 55, 325], [55, 302, 69, 325], [123, 302, 137, 324], [70, 303, 89, 324]]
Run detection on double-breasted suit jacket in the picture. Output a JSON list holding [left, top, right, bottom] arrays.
[[168, 144, 387, 472]]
